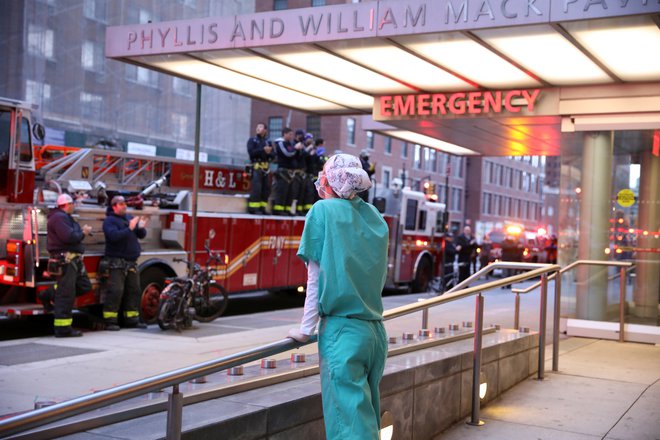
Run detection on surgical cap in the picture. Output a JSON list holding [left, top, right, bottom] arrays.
[[324, 153, 372, 199]]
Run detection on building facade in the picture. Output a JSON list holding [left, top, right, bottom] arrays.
[[0, 0, 254, 163]]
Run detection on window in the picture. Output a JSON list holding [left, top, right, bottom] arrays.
[[83, 0, 107, 21], [490, 163, 498, 184], [274, 0, 288, 10], [346, 118, 356, 145], [173, 77, 193, 96], [268, 117, 283, 137], [457, 157, 464, 178], [171, 113, 189, 139], [306, 115, 321, 137], [384, 137, 392, 155], [81, 41, 104, 72], [482, 193, 491, 215], [401, 141, 408, 158], [381, 166, 392, 188], [427, 148, 437, 172], [312, 0, 326, 5], [25, 80, 51, 107], [451, 188, 462, 211], [18, 116, 33, 162], [404, 199, 418, 231], [366, 131, 374, 150], [125, 65, 158, 87], [28, 25, 54, 59], [418, 210, 427, 230], [138, 8, 153, 24], [80, 92, 103, 120], [413, 144, 422, 169]]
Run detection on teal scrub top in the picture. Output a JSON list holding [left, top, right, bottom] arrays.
[[297, 197, 389, 320]]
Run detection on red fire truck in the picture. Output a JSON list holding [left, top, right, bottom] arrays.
[[0, 98, 446, 323]]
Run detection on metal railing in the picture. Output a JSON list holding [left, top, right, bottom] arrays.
[[0, 261, 560, 439], [512, 260, 634, 355]]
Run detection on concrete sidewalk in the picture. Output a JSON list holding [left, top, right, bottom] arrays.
[[438, 338, 660, 440]]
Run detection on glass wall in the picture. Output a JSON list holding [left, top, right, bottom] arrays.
[[559, 130, 659, 326]]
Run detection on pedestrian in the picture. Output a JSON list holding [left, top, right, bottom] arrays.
[[545, 235, 558, 265], [500, 234, 523, 288], [443, 233, 457, 289], [479, 234, 493, 277], [358, 149, 376, 202], [246, 122, 275, 214], [40, 193, 93, 337], [101, 195, 148, 331], [455, 225, 476, 282], [288, 153, 388, 440]]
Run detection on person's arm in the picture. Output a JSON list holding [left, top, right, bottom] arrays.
[[299, 261, 319, 334], [288, 261, 319, 342]]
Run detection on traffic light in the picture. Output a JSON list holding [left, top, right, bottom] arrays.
[[423, 181, 437, 201]]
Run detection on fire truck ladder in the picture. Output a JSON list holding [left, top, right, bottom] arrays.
[[38, 148, 172, 193]]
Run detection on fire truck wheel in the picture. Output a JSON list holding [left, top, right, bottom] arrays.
[[412, 257, 432, 293], [194, 284, 229, 323], [140, 267, 168, 324]]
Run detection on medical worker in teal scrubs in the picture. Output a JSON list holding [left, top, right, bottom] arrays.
[[288, 153, 389, 440]]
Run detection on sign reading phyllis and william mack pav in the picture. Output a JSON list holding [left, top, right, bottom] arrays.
[[105, 0, 659, 57]]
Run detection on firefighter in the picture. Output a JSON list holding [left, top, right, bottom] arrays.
[[246, 122, 274, 214], [288, 153, 386, 440], [40, 193, 93, 337], [307, 138, 328, 204], [455, 225, 476, 282], [299, 133, 318, 214], [358, 149, 376, 202], [101, 196, 148, 331], [272, 127, 305, 215]]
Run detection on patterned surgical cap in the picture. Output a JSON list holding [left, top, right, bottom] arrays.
[[324, 153, 372, 199]]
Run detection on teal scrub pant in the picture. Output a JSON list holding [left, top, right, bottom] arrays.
[[318, 316, 388, 440]]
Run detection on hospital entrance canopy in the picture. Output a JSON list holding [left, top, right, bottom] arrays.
[[106, 0, 660, 156]]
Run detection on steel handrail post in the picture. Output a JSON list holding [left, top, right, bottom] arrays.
[[422, 307, 429, 330], [537, 274, 548, 380], [166, 384, 183, 440], [552, 268, 561, 372], [514, 292, 520, 330], [619, 266, 626, 343], [467, 293, 485, 426]]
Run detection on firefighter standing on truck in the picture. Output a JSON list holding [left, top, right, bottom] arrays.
[[40, 193, 92, 338], [246, 122, 274, 214], [273, 127, 305, 215], [101, 195, 148, 331]]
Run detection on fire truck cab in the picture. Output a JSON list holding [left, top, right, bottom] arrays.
[[375, 183, 446, 293]]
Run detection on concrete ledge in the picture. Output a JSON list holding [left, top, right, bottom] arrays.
[[60, 330, 539, 440], [566, 318, 660, 344]]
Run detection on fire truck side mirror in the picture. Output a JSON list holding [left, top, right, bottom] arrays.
[[372, 197, 386, 214], [32, 123, 45, 141]]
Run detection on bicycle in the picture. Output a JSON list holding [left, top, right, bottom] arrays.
[[157, 242, 229, 331]]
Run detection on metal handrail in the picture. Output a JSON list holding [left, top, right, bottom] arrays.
[[0, 261, 559, 439], [512, 260, 634, 351]]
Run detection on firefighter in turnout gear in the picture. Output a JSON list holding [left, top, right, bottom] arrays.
[[101, 196, 148, 331], [41, 193, 93, 337], [246, 122, 274, 214], [273, 127, 305, 215]]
